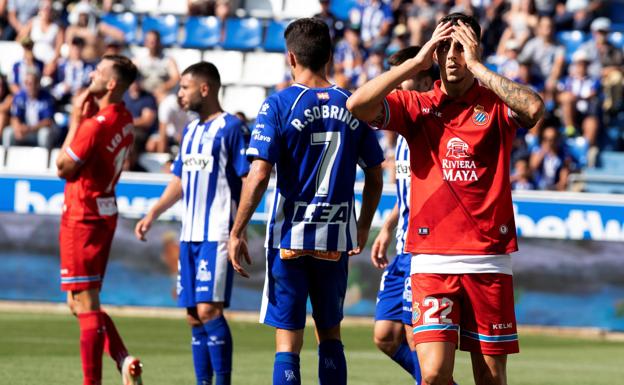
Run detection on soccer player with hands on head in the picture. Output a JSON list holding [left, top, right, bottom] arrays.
[[56, 55, 143, 385], [135, 62, 250, 385], [228, 17, 384, 385], [348, 13, 544, 385]]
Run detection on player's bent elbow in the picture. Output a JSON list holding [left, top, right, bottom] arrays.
[[346, 95, 373, 122]]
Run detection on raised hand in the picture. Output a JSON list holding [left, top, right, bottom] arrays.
[[451, 20, 482, 71], [414, 21, 454, 70]]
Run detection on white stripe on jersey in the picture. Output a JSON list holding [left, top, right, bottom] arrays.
[[268, 192, 285, 249], [259, 255, 270, 324], [395, 135, 411, 254], [212, 241, 229, 301], [179, 114, 235, 242]]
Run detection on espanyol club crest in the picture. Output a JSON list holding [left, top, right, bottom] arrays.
[[412, 302, 421, 324], [472, 104, 489, 126]]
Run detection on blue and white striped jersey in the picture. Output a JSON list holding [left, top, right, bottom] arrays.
[[394, 135, 411, 254], [172, 112, 250, 242], [247, 84, 384, 252]]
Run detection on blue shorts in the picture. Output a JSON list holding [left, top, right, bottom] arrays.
[[260, 248, 349, 330], [177, 241, 234, 308], [374, 252, 412, 325]]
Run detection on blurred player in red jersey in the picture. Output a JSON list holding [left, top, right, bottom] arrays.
[[348, 13, 544, 385], [56, 55, 143, 385]]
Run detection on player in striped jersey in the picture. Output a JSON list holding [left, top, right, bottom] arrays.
[[228, 18, 384, 385], [370, 46, 436, 385], [135, 62, 249, 385]]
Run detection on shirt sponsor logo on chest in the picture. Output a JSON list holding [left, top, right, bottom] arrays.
[[442, 137, 478, 182]]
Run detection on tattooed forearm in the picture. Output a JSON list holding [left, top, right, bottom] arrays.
[[473, 64, 545, 128]]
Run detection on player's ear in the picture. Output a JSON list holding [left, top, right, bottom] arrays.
[[287, 51, 297, 69], [200, 82, 210, 97]]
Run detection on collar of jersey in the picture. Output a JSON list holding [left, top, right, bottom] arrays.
[[430, 79, 480, 107], [293, 83, 336, 90]]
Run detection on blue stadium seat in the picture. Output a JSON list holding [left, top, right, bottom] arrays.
[[181, 16, 221, 49], [556, 30, 589, 62], [142, 15, 179, 47], [609, 3, 624, 24], [565, 136, 588, 168], [101, 12, 137, 44], [222, 18, 263, 51], [598, 151, 624, 172], [330, 0, 359, 21], [264, 20, 289, 52]]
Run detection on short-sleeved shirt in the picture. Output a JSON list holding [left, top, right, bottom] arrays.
[[123, 90, 158, 135], [355, 1, 394, 44], [63, 103, 134, 221], [379, 80, 519, 255], [247, 83, 384, 252], [517, 37, 565, 80], [171, 112, 250, 242], [10, 59, 44, 89], [11, 89, 55, 127], [7, 0, 38, 24]]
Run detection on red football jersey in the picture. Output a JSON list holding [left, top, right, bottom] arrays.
[[380, 80, 518, 255], [63, 103, 134, 221]]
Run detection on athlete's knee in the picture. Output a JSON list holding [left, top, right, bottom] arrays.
[[197, 302, 224, 323], [186, 312, 203, 327], [316, 324, 341, 343], [373, 331, 400, 356], [420, 368, 453, 385]]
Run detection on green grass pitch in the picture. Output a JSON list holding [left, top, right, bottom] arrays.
[[1, 311, 623, 384]]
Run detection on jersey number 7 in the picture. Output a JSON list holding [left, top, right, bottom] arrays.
[[311, 131, 341, 197]]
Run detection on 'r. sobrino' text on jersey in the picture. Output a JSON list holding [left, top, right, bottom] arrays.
[[172, 113, 250, 243], [246, 84, 384, 252]]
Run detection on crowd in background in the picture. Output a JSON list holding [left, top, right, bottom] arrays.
[[0, 0, 623, 191]]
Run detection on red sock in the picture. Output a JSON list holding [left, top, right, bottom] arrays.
[[78, 311, 105, 385], [102, 312, 129, 370]]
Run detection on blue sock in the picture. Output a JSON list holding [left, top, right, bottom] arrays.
[[391, 342, 415, 376], [411, 349, 422, 384], [203, 316, 232, 385], [318, 339, 347, 385], [273, 352, 300, 385], [191, 326, 213, 385]]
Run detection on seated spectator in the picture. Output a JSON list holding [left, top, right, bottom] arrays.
[[334, 25, 365, 91], [65, 1, 125, 59], [579, 17, 624, 113], [0, 74, 14, 141], [123, 77, 158, 153], [6, 0, 39, 41], [553, 0, 595, 31], [530, 125, 571, 191], [496, 39, 522, 81], [518, 15, 566, 109], [314, 0, 342, 42], [134, 30, 180, 103], [510, 157, 537, 191], [52, 36, 96, 106], [496, 0, 537, 58], [16, 0, 63, 77], [3, 70, 56, 148], [157, 93, 197, 153], [358, 48, 384, 87], [350, 0, 393, 50], [9, 36, 44, 95], [558, 50, 601, 148], [406, 0, 447, 46]]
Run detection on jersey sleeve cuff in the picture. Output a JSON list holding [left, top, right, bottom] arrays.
[[246, 147, 275, 164], [65, 147, 83, 164]]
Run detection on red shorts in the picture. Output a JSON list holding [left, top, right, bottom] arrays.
[[59, 219, 116, 291], [411, 273, 519, 355]]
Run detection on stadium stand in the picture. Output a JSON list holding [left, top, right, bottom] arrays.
[[263, 20, 289, 52], [202, 50, 244, 85], [281, 0, 320, 19], [130, 0, 160, 15], [5, 147, 49, 173], [241, 52, 286, 87], [165, 48, 203, 74], [159, 0, 189, 16], [101, 12, 138, 44], [244, 0, 284, 19], [181, 16, 221, 49], [222, 85, 266, 118], [141, 15, 179, 46], [138, 152, 171, 173], [556, 30, 589, 62], [222, 18, 263, 51]]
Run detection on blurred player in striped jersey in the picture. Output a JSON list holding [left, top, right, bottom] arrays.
[[370, 45, 434, 385], [135, 62, 250, 385], [228, 18, 384, 385], [56, 55, 143, 385]]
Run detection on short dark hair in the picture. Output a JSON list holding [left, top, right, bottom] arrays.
[[182, 61, 221, 88], [284, 18, 331, 72], [103, 54, 137, 89], [388, 45, 436, 79], [438, 13, 481, 41]]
